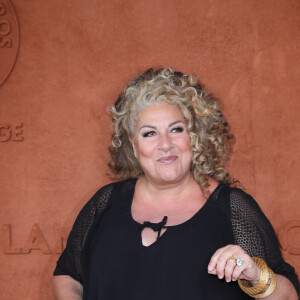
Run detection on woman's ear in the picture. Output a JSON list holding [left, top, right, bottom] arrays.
[[130, 137, 137, 158]]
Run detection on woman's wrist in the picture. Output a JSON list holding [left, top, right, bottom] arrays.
[[238, 257, 277, 298], [249, 275, 271, 287], [248, 262, 261, 286], [249, 279, 259, 287]]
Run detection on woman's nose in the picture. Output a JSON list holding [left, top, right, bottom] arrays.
[[158, 133, 173, 152]]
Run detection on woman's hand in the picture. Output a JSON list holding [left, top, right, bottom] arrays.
[[208, 244, 260, 284]]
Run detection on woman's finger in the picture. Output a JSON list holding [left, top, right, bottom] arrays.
[[208, 244, 232, 273], [224, 257, 237, 282], [209, 245, 261, 283], [208, 245, 253, 280], [232, 266, 245, 281], [215, 249, 237, 279], [214, 245, 244, 279]]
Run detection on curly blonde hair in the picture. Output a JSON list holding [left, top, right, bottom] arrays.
[[108, 67, 233, 189]]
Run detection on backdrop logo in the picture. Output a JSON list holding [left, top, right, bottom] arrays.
[[278, 220, 300, 264], [0, 0, 19, 86], [0, 122, 24, 142], [2, 223, 69, 254], [1, 221, 300, 258]]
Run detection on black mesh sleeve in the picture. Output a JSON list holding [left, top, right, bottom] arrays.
[[53, 183, 114, 283], [230, 188, 300, 295]]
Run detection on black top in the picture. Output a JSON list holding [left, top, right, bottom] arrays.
[[54, 179, 300, 299]]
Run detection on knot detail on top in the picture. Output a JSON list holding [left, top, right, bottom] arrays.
[[139, 216, 168, 241]]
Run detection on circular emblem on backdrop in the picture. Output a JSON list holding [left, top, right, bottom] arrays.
[[0, 0, 19, 87]]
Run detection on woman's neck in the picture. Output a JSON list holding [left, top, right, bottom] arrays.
[[136, 174, 205, 207]]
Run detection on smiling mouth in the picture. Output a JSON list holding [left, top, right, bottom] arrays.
[[157, 155, 178, 164]]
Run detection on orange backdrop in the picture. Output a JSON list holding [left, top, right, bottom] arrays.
[[0, 0, 299, 299]]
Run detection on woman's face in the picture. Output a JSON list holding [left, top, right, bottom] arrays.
[[131, 103, 193, 186]]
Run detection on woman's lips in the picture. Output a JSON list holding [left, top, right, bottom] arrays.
[[157, 155, 178, 164]]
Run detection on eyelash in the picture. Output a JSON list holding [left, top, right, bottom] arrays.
[[142, 131, 156, 137], [171, 126, 184, 133], [142, 127, 184, 137]]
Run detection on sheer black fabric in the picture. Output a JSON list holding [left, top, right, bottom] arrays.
[[230, 188, 298, 285], [54, 179, 299, 299], [54, 183, 114, 282]]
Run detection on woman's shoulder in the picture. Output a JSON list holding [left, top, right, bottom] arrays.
[[211, 182, 252, 202], [225, 185, 262, 211], [88, 178, 138, 207], [223, 184, 273, 234], [94, 177, 137, 196], [215, 182, 255, 203], [214, 182, 263, 216]]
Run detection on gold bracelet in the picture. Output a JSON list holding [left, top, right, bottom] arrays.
[[254, 268, 277, 298], [238, 257, 270, 296]]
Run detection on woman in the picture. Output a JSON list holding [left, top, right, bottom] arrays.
[[53, 68, 299, 299]]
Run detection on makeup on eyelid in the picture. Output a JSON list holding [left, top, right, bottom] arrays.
[[141, 126, 184, 138]]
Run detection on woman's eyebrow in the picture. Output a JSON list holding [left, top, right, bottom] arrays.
[[168, 120, 185, 127], [139, 125, 156, 131], [139, 120, 185, 132]]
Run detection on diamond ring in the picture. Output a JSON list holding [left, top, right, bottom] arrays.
[[231, 256, 244, 267]]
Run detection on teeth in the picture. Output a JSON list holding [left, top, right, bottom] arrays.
[[158, 156, 177, 163]]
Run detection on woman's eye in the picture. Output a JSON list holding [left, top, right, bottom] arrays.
[[142, 131, 156, 137], [170, 127, 184, 133]]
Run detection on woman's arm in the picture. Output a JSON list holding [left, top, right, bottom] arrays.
[[52, 275, 83, 300], [226, 187, 299, 297], [52, 183, 115, 299], [264, 274, 298, 300]]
